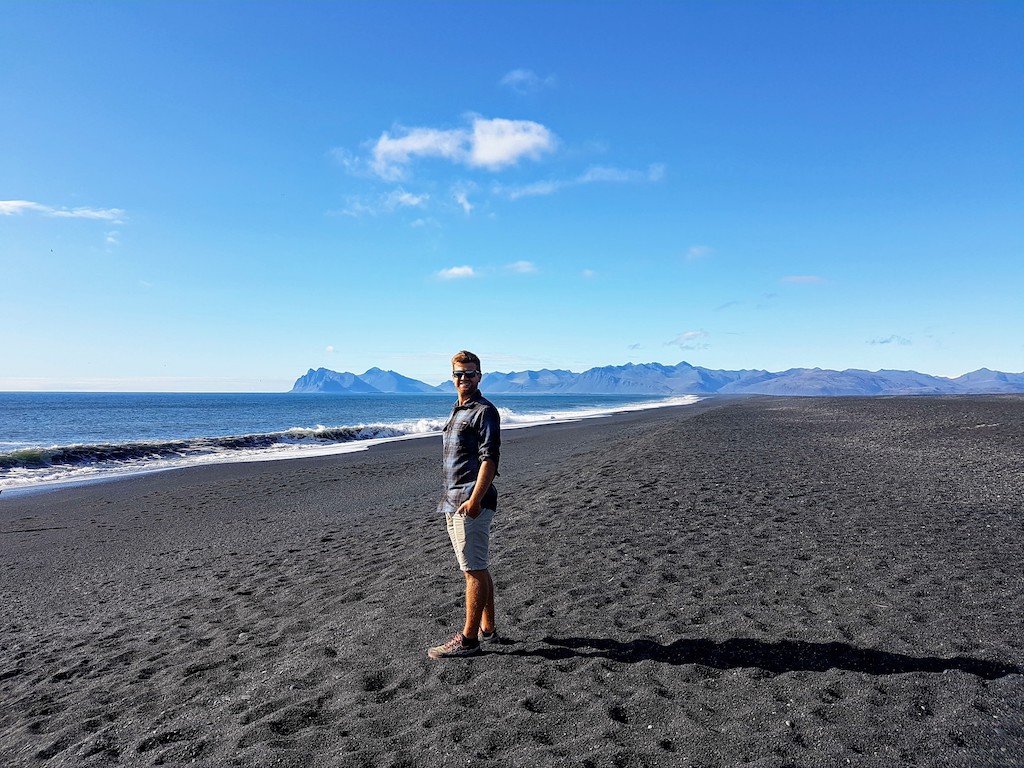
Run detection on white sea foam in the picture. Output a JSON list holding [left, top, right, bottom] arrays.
[[0, 395, 701, 495], [500, 394, 700, 428]]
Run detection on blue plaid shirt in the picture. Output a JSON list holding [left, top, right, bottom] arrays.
[[437, 391, 500, 514]]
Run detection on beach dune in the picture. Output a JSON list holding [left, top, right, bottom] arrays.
[[1, 396, 1022, 767]]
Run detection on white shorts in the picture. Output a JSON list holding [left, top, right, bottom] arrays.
[[445, 507, 496, 571]]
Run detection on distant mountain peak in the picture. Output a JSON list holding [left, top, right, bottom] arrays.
[[289, 362, 1024, 396], [290, 366, 439, 394]]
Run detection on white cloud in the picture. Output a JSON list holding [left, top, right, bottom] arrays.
[[582, 269, 596, 279], [105, 230, 121, 247], [507, 260, 537, 274], [371, 127, 466, 180], [669, 330, 710, 350], [344, 117, 661, 215], [325, 345, 336, 353], [385, 189, 428, 208], [470, 117, 554, 169], [55, 205, 124, 221], [499, 68, 556, 94], [1, 199, 125, 221], [686, 245, 713, 261], [437, 266, 477, 280], [0, 200, 48, 215], [367, 116, 556, 180]]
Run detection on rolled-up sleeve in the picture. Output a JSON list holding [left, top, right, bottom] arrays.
[[438, 393, 502, 515], [476, 405, 501, 471]]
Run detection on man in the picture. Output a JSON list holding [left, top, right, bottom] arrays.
[[427, 350, 501, 659]]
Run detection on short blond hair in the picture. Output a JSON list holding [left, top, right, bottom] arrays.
[[451, 350, 481, 369]]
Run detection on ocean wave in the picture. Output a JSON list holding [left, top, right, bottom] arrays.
[[0, 395, 699, 492], [0, 419, 449, 474]]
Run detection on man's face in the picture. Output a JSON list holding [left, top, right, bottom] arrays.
[[452, 362, 481, 400]]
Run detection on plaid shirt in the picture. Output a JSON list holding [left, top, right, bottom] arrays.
[[437, 391, 501, 514]]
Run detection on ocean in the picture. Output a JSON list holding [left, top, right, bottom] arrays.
[[0, 392, 699, 492]]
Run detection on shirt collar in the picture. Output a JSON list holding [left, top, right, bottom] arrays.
[[454, 390, 484, 409]]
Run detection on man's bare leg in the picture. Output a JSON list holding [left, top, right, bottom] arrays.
[[463, 569, 494, 639]]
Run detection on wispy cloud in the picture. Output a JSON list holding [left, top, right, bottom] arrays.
[[453, 188, 474, 214], [580, 164, 665, 184], [647, 164, 667, 182], [686, 245, 714, 261], [436, 261, 545, 278], [668, 330, 710, 351], [437, 266, 477, 280], [499, 68, 556, 94], [368, 116, 556, 180], [582, 269, 596, 279], [387, 189, 429, 208], [1, 199, 125, 221], [868, 335, 912, 346], [338, 188, 429, 217], [497, 163, 664, 200], [506, 260, 537, 274], [499, 180, 561, 199], [781, 275, 828, 284]]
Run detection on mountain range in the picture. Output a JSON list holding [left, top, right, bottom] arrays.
[[289, 363, 1024, 396]]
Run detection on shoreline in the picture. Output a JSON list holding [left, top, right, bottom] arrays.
[[0, 398, 713, 501], [0, 394, 703, 496], [1, 395, 1021, 766]]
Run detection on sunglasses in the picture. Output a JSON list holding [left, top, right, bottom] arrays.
[[452, 370, 480, 379]]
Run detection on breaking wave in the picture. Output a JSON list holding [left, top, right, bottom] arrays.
[[0, 419, 449, 490], [0, 395, 699, 492]]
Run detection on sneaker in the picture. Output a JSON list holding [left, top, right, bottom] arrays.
[[478, 628, 498, 643], [427, 632, 480, 659]]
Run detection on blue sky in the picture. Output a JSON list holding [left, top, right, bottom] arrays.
[[2, 1, 1021, 391]]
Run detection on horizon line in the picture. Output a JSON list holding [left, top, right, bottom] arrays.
[[3, 361, 1017, 395]]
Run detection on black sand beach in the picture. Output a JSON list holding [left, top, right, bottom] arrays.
[[1, 396, 1022, 767]]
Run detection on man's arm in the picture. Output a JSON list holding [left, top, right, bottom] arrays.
[[457, 459, 497, 519]]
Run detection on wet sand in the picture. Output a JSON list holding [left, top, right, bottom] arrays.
[[1, 396, 1022, 767]]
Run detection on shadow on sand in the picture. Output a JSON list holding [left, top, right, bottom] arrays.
[[504, 636, 1021, 679]]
